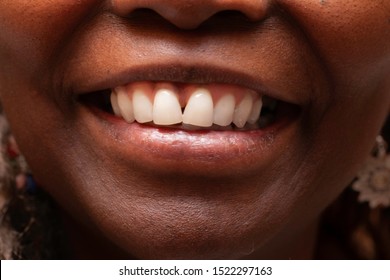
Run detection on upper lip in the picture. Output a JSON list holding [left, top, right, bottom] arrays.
[[71, 62, 303, 106]]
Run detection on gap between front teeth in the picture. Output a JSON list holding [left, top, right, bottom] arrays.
[[111, 83, 263, 128]]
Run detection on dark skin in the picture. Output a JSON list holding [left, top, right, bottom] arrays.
[[0, 0, 390, 259]]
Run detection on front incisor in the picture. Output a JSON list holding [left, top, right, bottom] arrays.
[[182, 88, 214, 127]]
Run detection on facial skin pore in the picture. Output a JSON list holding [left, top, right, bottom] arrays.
[[0, 1, 389, 259]]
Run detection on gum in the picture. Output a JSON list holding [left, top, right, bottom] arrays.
[[114, 81, 261, 108]]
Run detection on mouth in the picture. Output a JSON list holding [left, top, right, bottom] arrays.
[[74, 66, 302, 176], [79, 81, 294, 131]]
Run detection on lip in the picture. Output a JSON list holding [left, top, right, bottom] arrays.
[[79, 102, 299, 177], [74, 64, 302, 177]]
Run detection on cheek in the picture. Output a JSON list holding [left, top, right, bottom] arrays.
[[279, 0, 390, 159], [0, 80, 92, 225], [0, 0, 98, 76], [280, 0, 390, 83]]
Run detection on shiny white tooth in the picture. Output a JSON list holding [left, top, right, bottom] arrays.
[[213, 94, 235, 126], [153, 88, 182, 125], [182, 88, 213, 127], [116, 87, 135, 123], [233, 93, 253, 128], [247, 98, 263, 124], [110, 91, 122, 117], [133, 88, 153, 123]]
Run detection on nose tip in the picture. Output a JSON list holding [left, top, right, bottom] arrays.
[[111, 0, 270, 29]]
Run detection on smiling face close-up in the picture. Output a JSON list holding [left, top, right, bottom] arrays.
[[0, 0, 389, 259]]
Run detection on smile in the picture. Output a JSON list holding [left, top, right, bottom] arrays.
[[75, 65, 302, 175], [85, 81, 282, 130]]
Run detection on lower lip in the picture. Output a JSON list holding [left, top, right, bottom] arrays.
[[81, 103, 300, 176]]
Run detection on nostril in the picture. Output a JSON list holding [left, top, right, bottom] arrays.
[[204, 10, 254, 26], [125, 8, 211, 30], [117, 9, 262, 32], [121, 8, 163, 23], [111, 0, 271, 30]]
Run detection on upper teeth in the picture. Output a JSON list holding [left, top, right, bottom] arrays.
[[110, 82, 263, 128]]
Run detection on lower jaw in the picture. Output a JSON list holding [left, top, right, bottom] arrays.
[[81, 102, 301, 176]]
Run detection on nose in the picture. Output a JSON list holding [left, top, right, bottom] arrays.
[[111, 0, 270, 29]]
